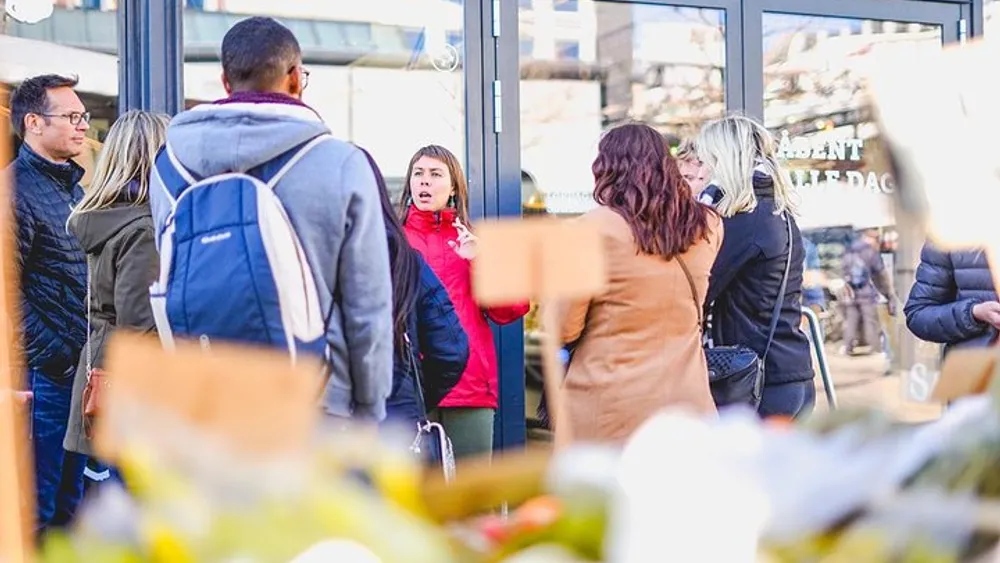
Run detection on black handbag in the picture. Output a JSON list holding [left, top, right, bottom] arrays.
[[676, 213, 793, 409]]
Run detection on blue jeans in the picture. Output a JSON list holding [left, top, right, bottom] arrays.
[[759, 381, 816, 419], [30, 369, 87, 532]]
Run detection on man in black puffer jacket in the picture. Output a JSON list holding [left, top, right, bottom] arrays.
[[904, 243, 999, 356], [8, 74, 90, 533]]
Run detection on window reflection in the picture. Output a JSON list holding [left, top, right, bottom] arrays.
[[520, 37, 534, 57], [988, 0, 999, 36], [519, 2, 726, 433], [182, 0, 466, 200], [519, 2, 725, 218], [1, 0, 119, 183], [554, 0, 579, 13], [763, 13, 944, 419], [555, 40, 581, 61]]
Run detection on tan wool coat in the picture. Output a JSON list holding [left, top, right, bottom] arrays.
[[559, 206, 723, 443]]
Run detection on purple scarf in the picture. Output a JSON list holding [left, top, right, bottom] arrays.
[[212, 91, 322, 120]]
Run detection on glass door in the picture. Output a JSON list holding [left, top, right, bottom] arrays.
[[751, 0, 963, 419], [182, 0, 471, 202], [514, 0, 741, 441]]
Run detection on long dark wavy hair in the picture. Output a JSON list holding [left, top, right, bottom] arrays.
[[593, 123, 715, 259], [358, 147, 421, 352]]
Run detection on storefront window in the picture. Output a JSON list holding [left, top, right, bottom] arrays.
[[182, 0, 466, 201], [987, 0, 999, 36], [554, 0, 580, 13], [763, 13, 944, 417], [519, 1, 726, 431], [1, 0, 119, 183]]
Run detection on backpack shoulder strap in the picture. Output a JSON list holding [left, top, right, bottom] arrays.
[[256, 134, 334, 189], [154, 143, 202, 205]]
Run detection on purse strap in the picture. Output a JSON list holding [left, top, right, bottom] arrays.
[[676, 255, 703, 331], [403, 332, 429, 419], [677, 212, 794, 363], [85, 258, 92, 375]]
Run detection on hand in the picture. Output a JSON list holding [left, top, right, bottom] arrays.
[[886, 298, 898, 317], [972, 301, 1000, 329], [448, 218, 478, 260], [1, 390, 32, 406]]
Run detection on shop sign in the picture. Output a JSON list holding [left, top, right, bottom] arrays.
[[776, 131, 895, 195], [904, 363, 939, 403]]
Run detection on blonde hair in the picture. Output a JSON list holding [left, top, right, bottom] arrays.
[[70, 110, 169, 220], [675, 138, 698, 162], [696, 114, 798, 218]]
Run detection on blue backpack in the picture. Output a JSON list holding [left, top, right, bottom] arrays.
[[149, 135, 333, 363]]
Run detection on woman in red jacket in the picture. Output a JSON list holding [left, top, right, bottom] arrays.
[[400, 145, 529, 460]]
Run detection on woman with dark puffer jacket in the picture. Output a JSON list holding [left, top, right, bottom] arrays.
[[356, 148, 469, 429], [904, 243, 999, 356]]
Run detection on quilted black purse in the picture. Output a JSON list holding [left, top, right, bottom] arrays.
[[676, 214, 793, 409]]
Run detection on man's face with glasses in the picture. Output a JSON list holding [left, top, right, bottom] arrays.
[[24, 86, 90, 162]]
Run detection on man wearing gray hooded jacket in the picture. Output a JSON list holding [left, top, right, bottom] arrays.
[[148, 17, 393, 421]]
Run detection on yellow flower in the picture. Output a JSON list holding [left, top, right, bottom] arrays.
[[145, 520, 196, 563]]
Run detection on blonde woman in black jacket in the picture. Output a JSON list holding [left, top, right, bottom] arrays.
[[696, 114, 815, 418]]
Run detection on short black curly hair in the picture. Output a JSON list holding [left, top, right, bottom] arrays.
[[9, 74, 79, 138], [221, 17, 301, 92]]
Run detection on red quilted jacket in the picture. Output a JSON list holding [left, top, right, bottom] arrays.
[[403, 207, 529, 409]]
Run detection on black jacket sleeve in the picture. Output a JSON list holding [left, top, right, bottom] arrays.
[[416, 258, 469, 409]]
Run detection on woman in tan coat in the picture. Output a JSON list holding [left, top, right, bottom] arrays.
[[559, 123, 723, 443]]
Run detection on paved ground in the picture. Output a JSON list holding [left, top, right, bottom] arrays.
[[811, 343, 943, 423], [525, 339, 948, 444]]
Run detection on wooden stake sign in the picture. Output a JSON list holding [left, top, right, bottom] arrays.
[[0, 85, 34, 563], [472, 217, 606, 450], [95, 333, 325, 464], [866, 37, 1000, 401], [421, 445, 553, 523]]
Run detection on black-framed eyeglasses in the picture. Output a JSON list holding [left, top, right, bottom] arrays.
[[39, 112, 91, 126], [288, 65, 310, 91]]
